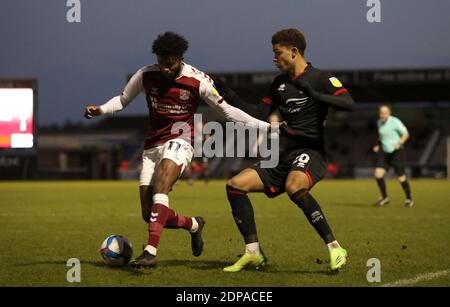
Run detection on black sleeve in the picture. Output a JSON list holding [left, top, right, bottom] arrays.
[[291, 72, 354, 111], [212, 77, 275, 121], [314, 72, 355, 111]]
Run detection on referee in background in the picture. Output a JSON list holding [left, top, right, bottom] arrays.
[[373, 104, 414, 207]]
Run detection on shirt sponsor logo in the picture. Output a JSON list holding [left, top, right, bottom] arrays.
[[151, 101, 189, 115]]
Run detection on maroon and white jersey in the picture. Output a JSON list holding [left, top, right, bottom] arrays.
[[100, 63, 269, 149]]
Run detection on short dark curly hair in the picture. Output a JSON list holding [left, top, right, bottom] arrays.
[[152, 32, 189, 58], [271, 28, 307, 56]]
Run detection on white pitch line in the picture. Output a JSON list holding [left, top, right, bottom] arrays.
[[382, 269, 450, 287]]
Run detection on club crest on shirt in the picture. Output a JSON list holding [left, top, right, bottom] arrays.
[[179, 89, 190, 100]]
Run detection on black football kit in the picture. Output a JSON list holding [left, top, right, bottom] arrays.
[[216, 63, 354, 197]]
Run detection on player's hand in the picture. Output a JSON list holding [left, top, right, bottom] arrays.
[[373, 145, 380, 153], [84, 106, 102, 119], [269, 120, 283, 130], [267, 122, 281, 134], [275, 121, 296, 136], [394, 143, 401, 150]]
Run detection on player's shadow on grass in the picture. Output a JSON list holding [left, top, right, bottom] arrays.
[[13, 260, 68, 267], [84, 259, 230, 274], [159, 259, 230, 270], [332, 202, 374, 208], [14, 260, 331, 276], [13, 260, 144, 276], [83, 260, 145, 275], [158, 260, 332, 276], [261, 267, 333, 276]]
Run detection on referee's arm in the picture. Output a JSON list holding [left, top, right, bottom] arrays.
[[394, 120, 409, 149], [395, 133, 410, 150]]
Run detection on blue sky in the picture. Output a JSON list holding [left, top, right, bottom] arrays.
[[1, 0, 449, 125]]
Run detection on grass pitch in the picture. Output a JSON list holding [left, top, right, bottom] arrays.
[[0, 179, 449, 287]]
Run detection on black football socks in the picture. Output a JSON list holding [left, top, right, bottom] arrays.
[[376, 178, 388, 198], [226, 185, 258, 244], [400, 180, 412, 199], [290, 189, 336, 244]]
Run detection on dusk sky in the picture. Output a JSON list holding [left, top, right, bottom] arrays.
[[1, 0, 449, 125]]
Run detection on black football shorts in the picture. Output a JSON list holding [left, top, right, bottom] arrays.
[[252, 147, 327, 198], [375, 149, 406, 176]]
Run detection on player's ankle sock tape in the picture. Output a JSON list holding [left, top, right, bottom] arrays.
[[376, 178, 387, 198], [400, 180, 411, 199], [226, 185, 247, 196], [153, 193, 169, 207], [290, 189, 335, 244], [226, 185, 258, 243]]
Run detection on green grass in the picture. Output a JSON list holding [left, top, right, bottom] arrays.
[[0, 179, 449, 287]]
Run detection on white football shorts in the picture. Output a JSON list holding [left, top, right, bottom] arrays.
[[139, 138, 194, 186]]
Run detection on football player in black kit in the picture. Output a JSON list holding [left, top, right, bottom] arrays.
[[215, 28, 355, 272]]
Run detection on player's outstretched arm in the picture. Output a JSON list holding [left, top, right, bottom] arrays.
[[201, 78, 270, 129], [83, 95, 124, 119], [291, 79, 355, 111], [83, 67, 145, 119], [212, 99, 270, 129], [212, 77, 273, 121], [315, 91, 354, 111]]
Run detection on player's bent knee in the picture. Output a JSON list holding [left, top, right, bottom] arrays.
[[227, 168, 264, 193], [226, 178, 247, 193], [374, 168, 385, 179], [286, 183, 309, 197], [289, 188, 309, 205], [285, 172, 310, 197], [226, 171, 252, 192], [398, 175, 406, 182]]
